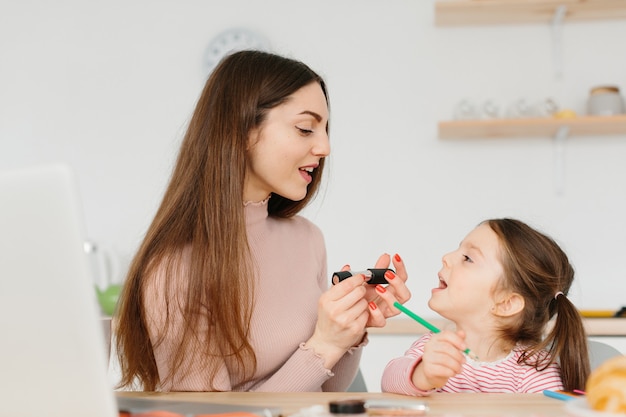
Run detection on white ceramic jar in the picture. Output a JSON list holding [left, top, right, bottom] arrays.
[[587, 86, 625, 116]]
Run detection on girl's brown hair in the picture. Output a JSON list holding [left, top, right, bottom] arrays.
[[486, 218, 590, 391], [114, 50, 328, 390]]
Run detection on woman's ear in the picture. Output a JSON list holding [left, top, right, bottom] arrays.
[[493, 293, 525, 317], [247, 127, 260, 150]]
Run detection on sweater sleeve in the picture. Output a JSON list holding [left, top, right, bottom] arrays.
[[322, 336, 366, 392], [250, 339, 366, 392], [145, 259, 337, 392], [381, 333, 435, 396], [146, 262, 337, 392]]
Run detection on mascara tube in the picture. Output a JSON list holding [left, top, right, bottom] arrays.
[[332, 268, 394, 285]]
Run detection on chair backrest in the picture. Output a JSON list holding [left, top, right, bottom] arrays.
[[346, 368, 368, 392], [588, 339, 623, 371]]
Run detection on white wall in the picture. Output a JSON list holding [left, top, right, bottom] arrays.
[[2, 0, 625, 390]]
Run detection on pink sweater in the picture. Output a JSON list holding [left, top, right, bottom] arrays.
[[143, 199, 364, 391], [381, 333, 563, 395]]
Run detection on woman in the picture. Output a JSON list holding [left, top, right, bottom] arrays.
[[115, 50, 410, 392]]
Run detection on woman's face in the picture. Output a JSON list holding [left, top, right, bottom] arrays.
[[429, 223, 505, 324], [244, 82, 330, 202]]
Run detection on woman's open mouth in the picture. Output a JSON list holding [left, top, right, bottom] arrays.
[[299, 166, 314, 183]]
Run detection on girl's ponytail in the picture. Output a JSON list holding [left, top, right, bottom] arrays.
[[544, 292, 590, 391]]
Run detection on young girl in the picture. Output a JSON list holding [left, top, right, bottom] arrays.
[[114, 50, 411, 392], [382, 218, 590, 395]]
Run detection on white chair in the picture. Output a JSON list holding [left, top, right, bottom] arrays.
[[588, 339, 623, 371]]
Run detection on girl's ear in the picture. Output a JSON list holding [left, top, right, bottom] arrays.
[[493, 293, 525, 317]]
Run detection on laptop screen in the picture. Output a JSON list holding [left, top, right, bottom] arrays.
[[0, 164, 118, 417]]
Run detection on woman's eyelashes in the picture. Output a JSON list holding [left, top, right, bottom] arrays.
[[463, 254, 473, 263], [296, 126, 313, 135]]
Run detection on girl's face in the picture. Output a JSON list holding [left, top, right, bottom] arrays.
[[429, 223, 505, 323], [244, 82, 330, 202]]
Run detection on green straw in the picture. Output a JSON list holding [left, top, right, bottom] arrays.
[[393, 301, 479, 360]]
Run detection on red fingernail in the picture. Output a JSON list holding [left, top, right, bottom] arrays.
[[394, 254, 402, 262], [384, 270, 395, 280], [375, 284, 386, 293], [343, 264, 350, 270], [369, 301, 377, 310]]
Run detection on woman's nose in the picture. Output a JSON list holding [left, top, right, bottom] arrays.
[[312, 133, 330, 157]]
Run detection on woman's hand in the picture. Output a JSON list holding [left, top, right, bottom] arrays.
[[339, 253, 411, 327], [304, 273, 370, 369], [412, 331, 467, 391]]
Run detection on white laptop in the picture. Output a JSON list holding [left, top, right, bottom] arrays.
[[0, 164, 118, 417], [0, 164, 281, 417]]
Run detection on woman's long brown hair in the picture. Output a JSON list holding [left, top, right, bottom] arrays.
[[114, 51, 328, 391], [486, 218, 590, 391]]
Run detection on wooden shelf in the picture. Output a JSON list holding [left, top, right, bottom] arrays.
[[438, 115, 626, 139], [435, 0, 626, 26]]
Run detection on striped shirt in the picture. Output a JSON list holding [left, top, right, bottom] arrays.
[[381, 332, 563, 395]]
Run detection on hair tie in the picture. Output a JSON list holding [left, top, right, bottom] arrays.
[[554, 291, 564, 300]]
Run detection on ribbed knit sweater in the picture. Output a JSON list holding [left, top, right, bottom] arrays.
[[144, 199, 363, 391], [381, 332, 563, 395]]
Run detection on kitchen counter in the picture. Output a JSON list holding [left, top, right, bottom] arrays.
[[369, 317, 626, 336]]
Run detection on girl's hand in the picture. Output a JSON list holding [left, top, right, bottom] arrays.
[[348, 253, 411, 327], [411, 331, 467, 391], [304, 273, 370, 369]]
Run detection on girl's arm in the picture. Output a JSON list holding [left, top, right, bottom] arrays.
[[381, 334, 436, 396]]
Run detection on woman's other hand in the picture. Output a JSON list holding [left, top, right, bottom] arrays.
[[360, 253, 411, 327], [304, 273, 370, 368]]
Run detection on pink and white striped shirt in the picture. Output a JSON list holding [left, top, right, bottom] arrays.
[[381, 332, 564, 396]]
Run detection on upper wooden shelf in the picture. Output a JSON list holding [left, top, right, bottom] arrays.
[[435, 0, 626, 26], [438, 115, 626, 139]]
